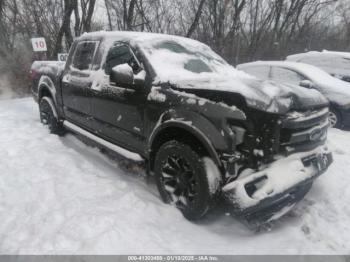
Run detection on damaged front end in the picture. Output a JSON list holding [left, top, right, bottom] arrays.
[[222, 107, 333, 225]]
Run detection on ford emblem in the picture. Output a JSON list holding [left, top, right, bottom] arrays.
[[310, 128, 324, 141]]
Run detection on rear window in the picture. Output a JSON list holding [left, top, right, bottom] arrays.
[[72, 41, 98, 71]]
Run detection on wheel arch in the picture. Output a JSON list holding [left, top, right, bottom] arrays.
[[148, 121, 223, 174], [329, 103, 343, 127], [40, 96, 58, 119], [38, 76, 57, 105]]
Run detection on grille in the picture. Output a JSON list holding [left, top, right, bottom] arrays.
[[280, 107, 329, 154]]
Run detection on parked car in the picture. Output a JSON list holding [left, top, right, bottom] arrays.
[[30, 31, 333, 225], [287, 50, 350, 83], [238, 61, 350, 128]]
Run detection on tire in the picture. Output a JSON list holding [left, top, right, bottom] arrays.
[[39, 97, 65, 136], [329, 109, 342, 129], [154, 140, 221, 221]]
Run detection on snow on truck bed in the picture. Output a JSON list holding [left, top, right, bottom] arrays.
[[0, 98, 350, 255]]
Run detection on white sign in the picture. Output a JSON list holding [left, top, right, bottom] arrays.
[[31, 37, 47, 52], [58, 53, 68, 62]]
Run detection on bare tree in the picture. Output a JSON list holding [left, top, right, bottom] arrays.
[[79, 0, 97, 33], [54, 0, 76, 55], [186, 0, 206, 37]]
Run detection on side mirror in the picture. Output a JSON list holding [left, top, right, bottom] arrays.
[[110, 64, 134, 87], [299, 80, 314, 89]]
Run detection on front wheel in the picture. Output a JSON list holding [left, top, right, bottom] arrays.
[[39, 97, 65, 136], [154, 140, 221, 221]]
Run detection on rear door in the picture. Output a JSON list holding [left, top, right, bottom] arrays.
[[61, 41, 99, 128]]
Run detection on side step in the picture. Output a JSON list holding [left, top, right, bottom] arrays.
[[63, 121, 143, 162]]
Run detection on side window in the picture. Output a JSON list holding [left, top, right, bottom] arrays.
[[72, 42, 97, 71], [242, 66, 271, 80], [105, 42, 140, 75], [272, 67, 305, 85]]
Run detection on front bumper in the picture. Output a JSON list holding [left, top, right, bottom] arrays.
[[223, 145, 333, 224]]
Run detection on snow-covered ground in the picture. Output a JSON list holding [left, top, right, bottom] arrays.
[[0, 98, 349, 255]]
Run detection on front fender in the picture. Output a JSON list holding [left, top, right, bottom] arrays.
[[149, 110, 231, 167]]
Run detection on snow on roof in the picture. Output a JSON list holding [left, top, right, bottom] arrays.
[[80, 30, 205, 47], [286, 50, 350, 78], [238, 60, 330, 78], [287, 50, 350, 61]]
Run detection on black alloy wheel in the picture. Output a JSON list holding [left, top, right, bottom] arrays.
[[155, 140, 221, 220]]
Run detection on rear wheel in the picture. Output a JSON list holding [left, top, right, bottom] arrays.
[[39, 97, 65, 136], [154, 140, 221, 220]]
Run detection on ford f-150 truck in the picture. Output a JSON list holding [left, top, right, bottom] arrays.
[[30, 31, 333, 225]]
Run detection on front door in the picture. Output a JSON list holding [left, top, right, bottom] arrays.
[[90, 41, 147, 153]]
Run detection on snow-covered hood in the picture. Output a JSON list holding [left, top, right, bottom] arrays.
[[168, 76, 328, 114]]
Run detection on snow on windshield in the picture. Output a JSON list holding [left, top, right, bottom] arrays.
[[138, 37, 238, 82]]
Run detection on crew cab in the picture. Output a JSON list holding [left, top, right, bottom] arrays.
[[30, 31, 333, 225]]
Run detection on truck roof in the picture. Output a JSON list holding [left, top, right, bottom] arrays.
[[78, 30, 194, 44]]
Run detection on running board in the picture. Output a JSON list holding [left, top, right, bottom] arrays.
[[63, 121, 143, 162]]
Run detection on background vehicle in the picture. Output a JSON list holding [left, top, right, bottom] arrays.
[[238, 61, 350, 128], [30, 31, 332, 225], [287, 50, 350, 83]]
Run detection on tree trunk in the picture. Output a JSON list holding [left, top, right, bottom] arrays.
[[186, 0, 206, 38], [105, 0, 113, 31], [54, 0, 75, 56], [82, 0, 96, 32], [126, 0, 136, 30]]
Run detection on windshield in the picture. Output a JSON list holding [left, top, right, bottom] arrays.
[[139, 38, 236, 81]]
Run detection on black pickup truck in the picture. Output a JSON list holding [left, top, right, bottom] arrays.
[[30, 31, 333, 224]]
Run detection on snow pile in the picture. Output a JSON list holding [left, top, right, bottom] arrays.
[[0, 98, 350, 254]]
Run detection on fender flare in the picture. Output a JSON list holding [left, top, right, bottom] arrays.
[[40, 96, 58, 118], [38, 76, 57, 105], [149, 119, 223, 168]]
